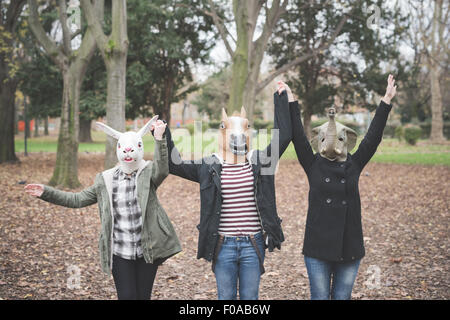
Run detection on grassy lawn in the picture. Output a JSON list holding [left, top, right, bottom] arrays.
[[15, 129, 450, 166]]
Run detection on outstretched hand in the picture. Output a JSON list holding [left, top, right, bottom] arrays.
[[382, 74, 397, 105], [24, 184, 44, 197], [151, 120, 167, 140], [277, 80, 295, 102]]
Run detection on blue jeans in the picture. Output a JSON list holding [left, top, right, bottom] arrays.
[[304, 255, 361, 300], [214, 232, 265, 300]]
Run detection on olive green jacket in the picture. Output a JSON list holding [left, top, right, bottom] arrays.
[[39, 138, 181, 275]]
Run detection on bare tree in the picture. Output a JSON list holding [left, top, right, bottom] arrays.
[[81, 0, 128, 169], [0, 0, 26, 163], [28, 0, 103, 187], [409, 0, 448, 142], [205, 0, 350, 120]]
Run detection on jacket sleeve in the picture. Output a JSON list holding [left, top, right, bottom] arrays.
[[39, 178, 98, 208], [289, 100, 315, 171], [352, 100, 393, 169], [165, 126, 201, 183], [151, 137, 169, 188], [254, 90, 292, 172]]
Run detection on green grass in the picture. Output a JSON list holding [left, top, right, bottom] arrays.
[[15, 130, 450, 166]]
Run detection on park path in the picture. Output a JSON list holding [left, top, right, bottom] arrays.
[[0, 153, 448, 299]]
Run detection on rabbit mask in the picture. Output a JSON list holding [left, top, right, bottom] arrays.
[[95, 115, 159, 174]]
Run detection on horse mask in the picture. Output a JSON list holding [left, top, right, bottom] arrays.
[[219, 107, 250, 161], [95, 115, 159, 174], [310, 107, 357, 162]]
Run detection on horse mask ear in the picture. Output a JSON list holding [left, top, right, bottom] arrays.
[[240, 106, 247, 118], [137, 115, 159, 138], [95, 122, 122, 140], [221, 108, 228, 121]]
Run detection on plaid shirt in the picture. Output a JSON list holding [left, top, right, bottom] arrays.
[[111, 168, 143, 260]]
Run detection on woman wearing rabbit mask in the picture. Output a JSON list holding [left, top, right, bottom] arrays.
[[25, 118, 181, 300], [284, 75, 397, 300]]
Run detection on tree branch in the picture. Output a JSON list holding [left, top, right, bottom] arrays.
[[206, 0, 234, 57], [256, 8, 350, 93], [27, 0, 66, 68], [5, 0, 26, 31], [58, 0, 72, 55], [110, 0, 128, 51], [80, 0, 107, 51]]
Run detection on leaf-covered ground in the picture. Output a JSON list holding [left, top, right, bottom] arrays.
[[0, 153, 448, 300]]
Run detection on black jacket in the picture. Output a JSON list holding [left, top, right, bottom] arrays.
[[165, 91, 293, 262], [289, 100, 392, 262]]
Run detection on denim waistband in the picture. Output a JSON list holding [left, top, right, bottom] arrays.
[[220, 232, 263, 243]]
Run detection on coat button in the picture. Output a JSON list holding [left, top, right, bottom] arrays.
[[326, 198, 332, 204], [216, 211, 220, 215], [342, 200, 347, 205], [340, 164, 344, 168], [325, 177, 330, 183], [341, 178, 346, 183]]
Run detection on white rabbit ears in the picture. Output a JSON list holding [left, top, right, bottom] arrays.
[[95, 115, 159, 140]]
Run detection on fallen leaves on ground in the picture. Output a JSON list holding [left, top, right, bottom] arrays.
[[0, 153, 448, 300]]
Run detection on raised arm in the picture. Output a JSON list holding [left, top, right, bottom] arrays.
[[163, 125, 201, 183], [254, 81, 293, 170], [353, 74, 397, 169], [150, 120, 169, 188], [289, 99, 315, 172], [25, 179, 98, 209]]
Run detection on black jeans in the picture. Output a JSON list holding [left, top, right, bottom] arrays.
[[112, 254, 159, 300]]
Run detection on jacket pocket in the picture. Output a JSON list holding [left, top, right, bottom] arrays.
[[200, 180, 213, 190], [157, 212, 171, 236]]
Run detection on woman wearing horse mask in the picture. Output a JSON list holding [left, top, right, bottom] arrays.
[[286, 74, 397, 299], [164, 82, 294, 300]]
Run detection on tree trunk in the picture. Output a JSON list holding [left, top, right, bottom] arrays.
[[25, 111, 31, 139], [0, 80, 19, 163], [428, 0, 445, 143], [104, 57, 127, 169], [34, 117, 40, 137], [48, 70, 81, 188], [228, 0, 249, 113], [44, 116, 49, 135], [81, 0, 128, 169], [28, 0, 99, 188], [79, 118, 93, 142], [429, 64, 445, 142]]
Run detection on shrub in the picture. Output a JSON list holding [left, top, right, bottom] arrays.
[[208, 120, 221, 129], [184, 123, 195, 136], [403, 124, 422, 145], [394, 125, 404, 141]]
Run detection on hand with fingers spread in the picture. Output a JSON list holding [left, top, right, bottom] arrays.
[[277, 80, 295, 102], [382, 74, 397, 105], [24, 184, 44, 197], [151, 119, 167, 140]]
